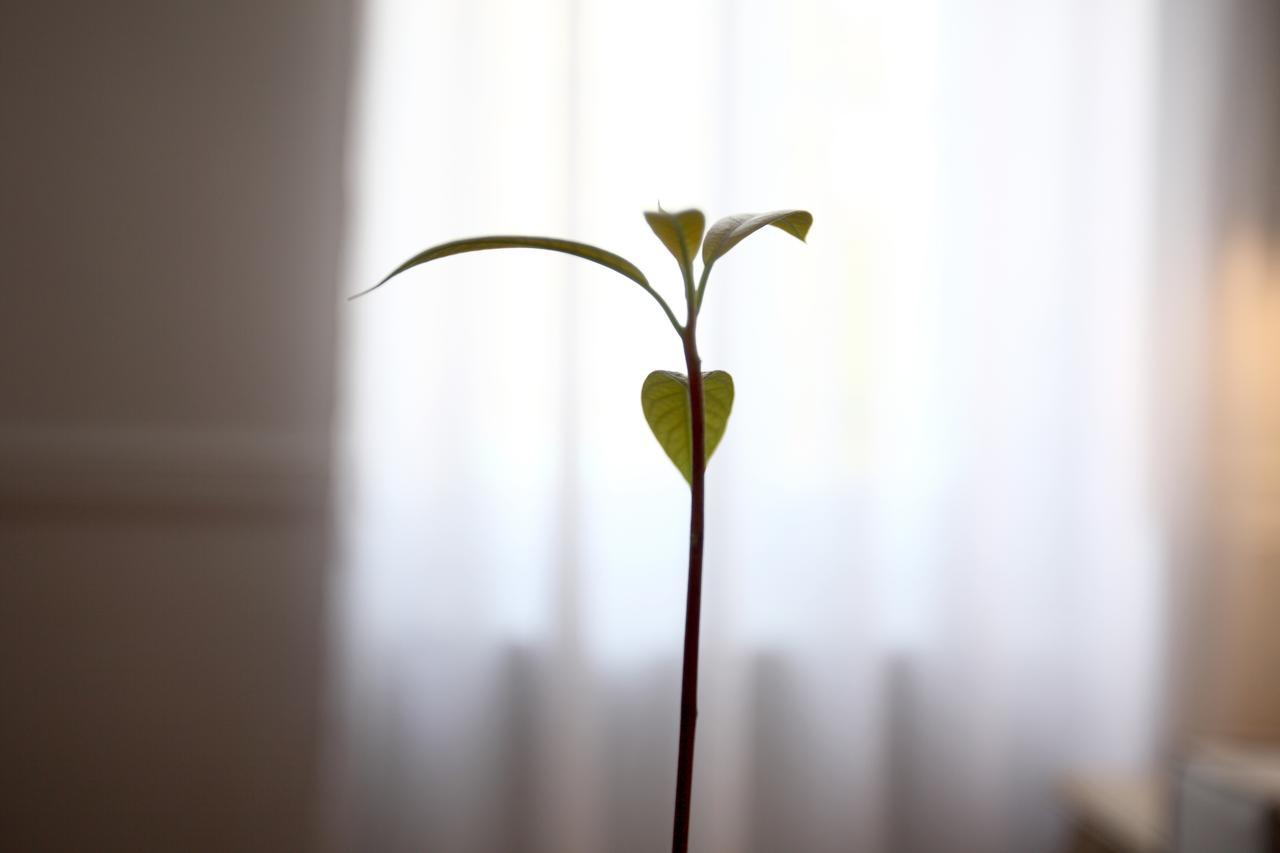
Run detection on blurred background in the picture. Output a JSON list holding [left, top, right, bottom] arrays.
[[2, 1, 1278, 851]]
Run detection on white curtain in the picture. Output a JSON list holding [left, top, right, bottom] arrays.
[[325, 1, 1202, 850]]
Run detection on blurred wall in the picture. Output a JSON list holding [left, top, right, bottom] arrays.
[[1202, 0, 1280, 730], [1202, 0, 1280, 740], [1159, 0, 1280, 745], [1208, 233, 1280, 739], [0, 2, 352, 850]]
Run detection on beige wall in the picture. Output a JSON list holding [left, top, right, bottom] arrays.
[[0, 2, 353, 850], [1158, 0, 1280, 745], [1201, 1, 1280, 742], [1202, 236, 1280, 740]]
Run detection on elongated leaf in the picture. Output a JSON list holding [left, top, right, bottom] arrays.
[[644, 208, 706, 270], [701, 210, 813, 268], [350, 235, 650, 299], [641, 370, 734, 484]]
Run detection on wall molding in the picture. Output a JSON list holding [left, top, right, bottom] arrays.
[[0, 426, 330, 516]]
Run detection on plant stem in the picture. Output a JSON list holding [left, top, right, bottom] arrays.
[[671, 328, 705, 853]]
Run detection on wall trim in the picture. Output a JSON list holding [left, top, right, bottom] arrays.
[[0, 426, 330, 516]]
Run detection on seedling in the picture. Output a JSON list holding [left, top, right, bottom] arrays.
[[353, 207, 812, 853]]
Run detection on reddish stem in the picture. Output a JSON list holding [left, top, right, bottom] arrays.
[[671, 330, 705, 853]]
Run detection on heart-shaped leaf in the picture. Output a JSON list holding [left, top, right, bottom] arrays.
[[644, 208, 706, 270], [641, 369, 735, 484], [701, 210, 813, 270], [350, 235, 651, 300]]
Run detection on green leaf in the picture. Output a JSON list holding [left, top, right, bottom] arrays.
[[350, 235, 650, 300], [641, 369, 735, 484], [701, 210, 813, 269], [644, 208, 706, 270]]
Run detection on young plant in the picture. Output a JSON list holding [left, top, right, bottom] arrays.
[[353, 207, 812, 853]]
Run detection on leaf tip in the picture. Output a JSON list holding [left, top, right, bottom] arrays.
[[784, 211, 814, 243], [347, 281, 382, 301]]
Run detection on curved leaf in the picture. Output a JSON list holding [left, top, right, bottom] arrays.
[[350, 235, 650, 300], [644, 208, 706, 270], [701, 210, 813, 269], [641, 369, 735, 484]]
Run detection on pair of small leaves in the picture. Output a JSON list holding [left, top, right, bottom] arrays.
[[643, 208, 813, 276], [641, 370, 735, 484]]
